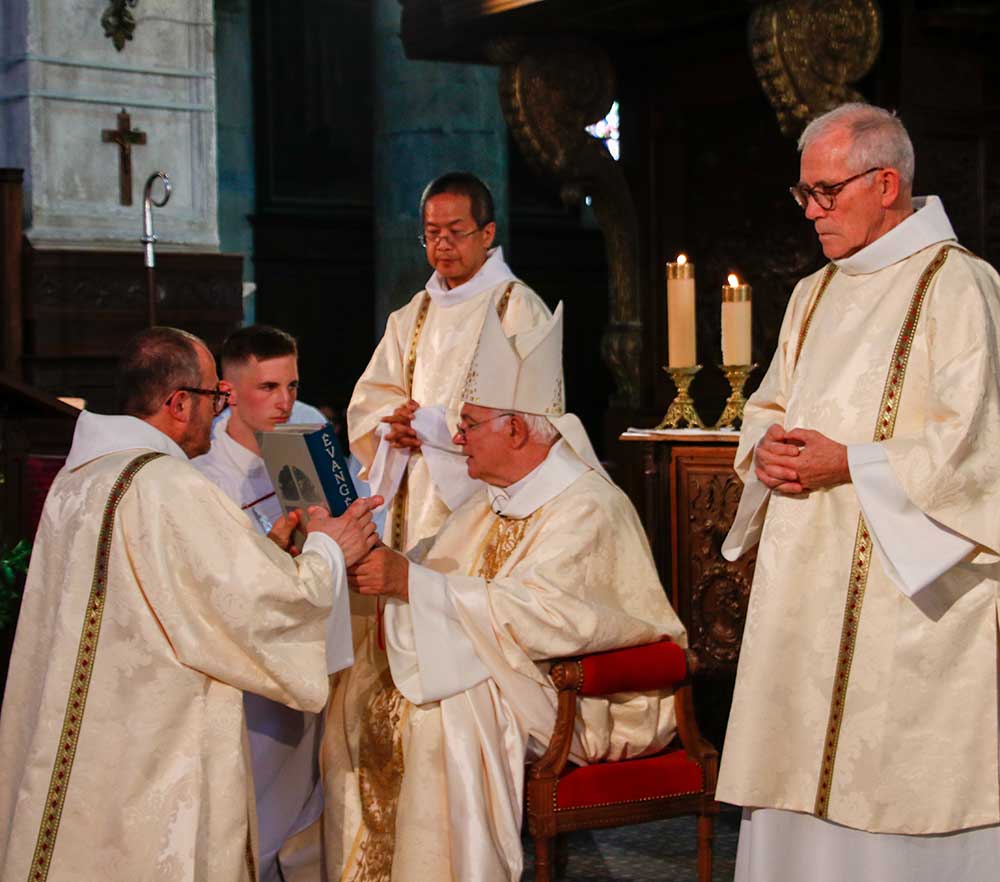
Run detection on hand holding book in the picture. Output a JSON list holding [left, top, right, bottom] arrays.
[[307, 497, 383, 567]]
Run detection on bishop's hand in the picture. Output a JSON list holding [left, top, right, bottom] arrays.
[[307, 497, 383, 567], [348, 547, 409, 602], [381, 399, 422, 450]]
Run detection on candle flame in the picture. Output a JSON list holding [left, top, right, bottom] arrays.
[[727, 273, 739, 287], [677, 254, 687, 265]]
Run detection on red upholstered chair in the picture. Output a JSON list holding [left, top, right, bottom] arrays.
[[525, 639, 719, 882]]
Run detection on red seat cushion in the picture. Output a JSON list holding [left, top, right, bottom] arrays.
[[554, 749, 704, 811]]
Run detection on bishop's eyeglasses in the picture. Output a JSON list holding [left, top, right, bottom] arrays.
[[789, 166, 883, 212], [455, 412, 514, 441], [168, 385, 231, 415]]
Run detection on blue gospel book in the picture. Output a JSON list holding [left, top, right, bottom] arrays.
[[257, 423, 358, 519]]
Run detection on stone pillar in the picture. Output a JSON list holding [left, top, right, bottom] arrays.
[[0, 0, 218, 249], [215, 0, 254, 278], [373, 0, 508, 332]]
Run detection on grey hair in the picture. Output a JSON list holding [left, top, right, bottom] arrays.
[[798, 103, 915, 190], [484, 409, 561, 445], [516, 412, 561, 445]]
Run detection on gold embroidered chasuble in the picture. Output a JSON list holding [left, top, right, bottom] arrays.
[[322, 468, 685, 882], [347, 280, 550, 553], [718, 242, 1000, 834], [0, 451, 335, 882]]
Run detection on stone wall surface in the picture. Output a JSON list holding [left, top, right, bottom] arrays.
[[0, 0, 218, 248]]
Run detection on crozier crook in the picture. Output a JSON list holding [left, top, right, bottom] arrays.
[[141, 171, 171, 326]]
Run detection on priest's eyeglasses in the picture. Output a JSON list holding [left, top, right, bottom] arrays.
[[419, 226, 483, 247], [455, 412, 515, 441], [170, 385, 231, 415], [789, 167, 883, 211]]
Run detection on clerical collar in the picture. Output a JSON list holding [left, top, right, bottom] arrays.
[[487, 440, 589, 519], [209, 411, 265, 472], [425, 246, 518, 307], [835, 196, 957, 276], [65, 410, 188, 470]]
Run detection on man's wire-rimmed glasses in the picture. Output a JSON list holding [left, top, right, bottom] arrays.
[[170, 385, 231, 415], [789, 166, 883, 211], [419, 226, 483, 248], [455, 412, 514, 441]]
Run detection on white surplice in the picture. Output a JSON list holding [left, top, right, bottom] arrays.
[[322, 437, 685, 882], [0, 411, 353, 882], [720, 197, 1000, 880]]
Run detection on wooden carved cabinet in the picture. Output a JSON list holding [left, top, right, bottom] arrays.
[[621, 431, 757, 746]]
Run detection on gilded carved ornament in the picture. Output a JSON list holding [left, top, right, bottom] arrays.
[[487, 36, 642, 407], [750, 0, 882, 137]]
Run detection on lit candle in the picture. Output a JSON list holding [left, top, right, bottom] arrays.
[[667, 254, 696, 367], [722, 273, 752, 365]]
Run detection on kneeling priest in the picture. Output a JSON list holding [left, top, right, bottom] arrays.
[[322, 304, 685, 882]]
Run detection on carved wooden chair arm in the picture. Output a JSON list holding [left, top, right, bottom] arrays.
[[531, 639, 697, 781]]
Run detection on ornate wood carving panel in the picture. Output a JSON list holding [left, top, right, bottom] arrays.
[[671, 447, 756, 675]]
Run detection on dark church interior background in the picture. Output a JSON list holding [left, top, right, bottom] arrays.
[[2, 0, 999, 741]]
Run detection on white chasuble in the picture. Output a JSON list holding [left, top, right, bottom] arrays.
[[347, 251, 550, 554], [0, 416, 340, 882], [719, 216, 1000, 841], [321, 451, 685, 882]]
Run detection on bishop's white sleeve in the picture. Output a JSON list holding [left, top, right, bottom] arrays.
[[849, 443, 975, 597], [383, 564, 490, 704], [301, 532, 354, 674]]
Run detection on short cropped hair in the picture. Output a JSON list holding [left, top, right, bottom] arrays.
[[798, 103, 915, 190], [118, 326, 204, 417], [420, 172, 496, 228], [220, 324, 298, 376]]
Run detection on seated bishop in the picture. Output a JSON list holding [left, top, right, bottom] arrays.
[[321, 303, 686, 882]]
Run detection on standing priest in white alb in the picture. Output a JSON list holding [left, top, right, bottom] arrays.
[[322, 304, 685, 882], [347, 171, 551, 555], [720, 102, 1000, 881]]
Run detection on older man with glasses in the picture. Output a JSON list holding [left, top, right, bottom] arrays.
[[0, 326, 381, 882], [719, 103, 1000, 881], [324, 304, 684, 882]]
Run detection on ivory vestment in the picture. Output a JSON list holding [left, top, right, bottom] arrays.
[[0, 412, 350, 882], [322, 441, 685, 882], [719, 198, 1000, 864], [194, 412, 347, 882], [347, 247, 550, 552]]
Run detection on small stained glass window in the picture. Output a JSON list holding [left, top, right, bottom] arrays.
[[586, 101, 620, 161]]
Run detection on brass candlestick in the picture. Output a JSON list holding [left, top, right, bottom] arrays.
[[715, 363, 757, 430], [655, 365, 706, 429]]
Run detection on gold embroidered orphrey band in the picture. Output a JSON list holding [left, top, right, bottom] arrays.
[[388, 282, 516, 552], [27, 451, 166, 882], [794, 263, 839, 369], [812, 244, 962, 818]]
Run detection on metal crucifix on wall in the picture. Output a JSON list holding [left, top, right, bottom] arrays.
[[102, 108, 146, 206]]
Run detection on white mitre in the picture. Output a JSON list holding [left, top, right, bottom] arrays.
[[462, 301, 565, 415], [462, 298, 610, 481]]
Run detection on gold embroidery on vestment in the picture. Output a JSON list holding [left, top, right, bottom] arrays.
[[476, 515, 533, 580], [813, 245, 959, 817], [27, 452, 164, 882], [794, 263, 838, 369], [351, 667, 410, 882]]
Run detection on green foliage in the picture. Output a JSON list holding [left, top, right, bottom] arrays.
[[0, 540, 30, 630]]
